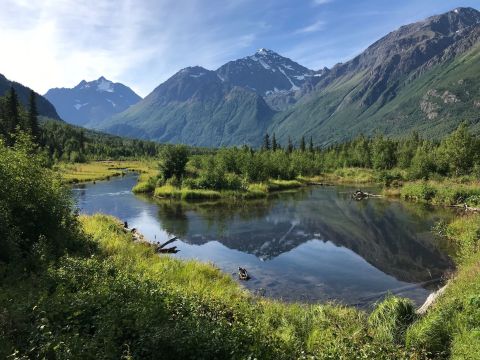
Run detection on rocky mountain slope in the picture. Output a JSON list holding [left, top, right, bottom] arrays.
[[95, 7, 480, 147], [98, 66, 275, 146], [270, 7, 480, 145], [45, 77, 141, 127], [0, 73, 60, 120]]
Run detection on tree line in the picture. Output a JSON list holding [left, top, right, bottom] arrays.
[[0, 88, 162, 162], [156, 124, 480, 193]]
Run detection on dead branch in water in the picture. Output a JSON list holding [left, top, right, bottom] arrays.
[[352, 190, 383, 201]]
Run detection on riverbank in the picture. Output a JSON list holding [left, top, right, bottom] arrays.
[[2, 143, 479, 358], [80, 212, 480, 359], [56, 160, 157, 184]]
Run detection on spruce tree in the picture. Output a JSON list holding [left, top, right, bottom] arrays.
[[300, 136, 306, 152], [287, 136, 294, 154], [309, 136, 314, 153], [272, 133, 277, 151], [28, 90, 40, 140], [263, 133, 270, 151], [5, 87, 20, 145]]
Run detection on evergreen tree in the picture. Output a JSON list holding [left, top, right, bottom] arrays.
[[272, 133, 278, 151], [5, 86, 20, 141], [4, 87, 20, 145], [287, 136, 294, 154], [263, 133, 270, 151], [27, 90, 40, 140], [309, 136, 314, 153], [300, 136, 306, 152]]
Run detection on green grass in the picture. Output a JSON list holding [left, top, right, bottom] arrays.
[[405, 214, 480, 359], [399, 180, 480, 206], [152, 179, 303, 202], [57, 160, 157, 184], [154, 185, 222, 200], [307, 168, 380, 184], [74, 214, 411, 359]]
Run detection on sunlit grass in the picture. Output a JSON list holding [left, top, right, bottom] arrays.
[[78, 214, 411, 358], [57, 160, 158, 184]]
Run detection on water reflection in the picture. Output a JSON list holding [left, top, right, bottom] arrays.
[[73, 174, 453, 306]]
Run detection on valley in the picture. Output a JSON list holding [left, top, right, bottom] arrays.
[[1, 4, 480, 360]]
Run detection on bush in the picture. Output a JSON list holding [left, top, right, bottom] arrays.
[[0, 137, 89, 267], [401, 182, 437, 202]]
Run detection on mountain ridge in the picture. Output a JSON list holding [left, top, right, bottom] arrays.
[[64, 7, 480, 147], [45, 77, 142, 127], [0, 73, 61, 120]]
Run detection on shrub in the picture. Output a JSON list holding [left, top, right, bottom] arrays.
[[0, 137, 90, 268]]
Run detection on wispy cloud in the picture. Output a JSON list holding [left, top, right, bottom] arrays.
[[294, 20, 326, 34], [0, 0, 476, 97], [0, 0, 261, 96], [312, 0, 332, 6]]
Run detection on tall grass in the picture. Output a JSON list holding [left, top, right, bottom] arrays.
[[406, 214, 480, 358], [400, 180, 480, 206], [57, 160, 157, 184], [72, 215, 411, 359]]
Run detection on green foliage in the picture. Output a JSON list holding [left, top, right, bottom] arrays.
[[0, 214, 413, 359], [41, 119, 161, 162], [406, 213, 480, 359], [0, 136, 89, 267], [159, 145, 189, 180], [437, 122, 478, 176], [368, 296, 416, 344]]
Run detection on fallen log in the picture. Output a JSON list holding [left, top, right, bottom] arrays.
[[352, 190, 383, 201], [156, 246, 179, 254], [416, 284, 448, 315], [155, 237, 179, 254], [158, 237, 178, 249], [450, 204, 480, 212]]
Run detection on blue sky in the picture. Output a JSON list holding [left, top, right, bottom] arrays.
[[0, 0, 478, 96]]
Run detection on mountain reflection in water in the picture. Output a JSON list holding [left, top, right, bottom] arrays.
[[74, 174, 453, 306]]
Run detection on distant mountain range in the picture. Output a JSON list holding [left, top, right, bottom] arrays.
[[0, 74, 60, 120], [45, 7, 480, 147], [44, 77, 141, 127]]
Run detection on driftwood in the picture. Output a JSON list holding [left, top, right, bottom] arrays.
[[123, 220, 180, 254], [450, 204, 480, 212], [352, 190, 383, 201], [416, 284, 448, 315], [238, 267, 250, 281], [156, 237, 179, 254], [158, 237, 178, 249]]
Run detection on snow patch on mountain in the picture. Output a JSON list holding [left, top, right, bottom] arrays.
[[278, 67, 299, 91], [97, 78, 114, 92], [74, 102, 88, 110]]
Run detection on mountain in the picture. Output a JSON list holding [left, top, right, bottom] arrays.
[[217, 48, 321, 110], [0, 73, 60, 120], [94, 50, 316, 146], [96, 7, 480, 147], [44, 77, 141, 127], [97, 66, 275, 146], [270, 7, 480, 145]]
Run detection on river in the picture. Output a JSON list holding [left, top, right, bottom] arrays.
[[73, 173, 453, 307]]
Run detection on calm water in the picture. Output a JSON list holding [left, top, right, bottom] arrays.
[[73, 173, 453, 307]]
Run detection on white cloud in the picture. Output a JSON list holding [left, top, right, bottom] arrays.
[[295, 20, 326, 34], [0, 0, 259, 96]]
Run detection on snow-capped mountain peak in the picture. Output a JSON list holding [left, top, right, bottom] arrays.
[[96, 76, 114, 92], [45, 77, 142, 127]]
